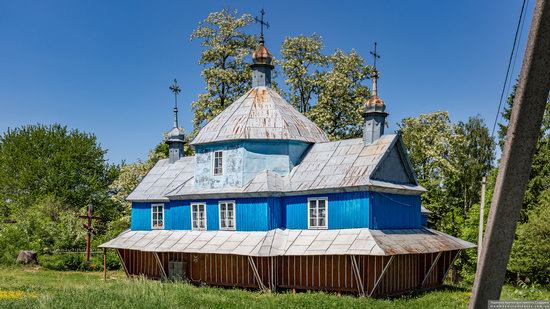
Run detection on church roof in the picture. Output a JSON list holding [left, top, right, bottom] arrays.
[[190, 86, 330, 145], [100, 227, 475, 257], [127, 134, 424, 202]]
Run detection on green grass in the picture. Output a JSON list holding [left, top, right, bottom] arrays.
[[0, 267, 548, 308]]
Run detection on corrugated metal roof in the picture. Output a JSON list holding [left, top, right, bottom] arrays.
[[190, 87, 330, 145], [127, 134, 426, 201], [100, 228, 475, 256], [126, 156, 195, 201]]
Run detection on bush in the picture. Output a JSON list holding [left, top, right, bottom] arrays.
[[40, 252, 120, 271]]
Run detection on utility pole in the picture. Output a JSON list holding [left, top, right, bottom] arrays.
[[470, 1, 550, 308], [478, 176, 487, 263]]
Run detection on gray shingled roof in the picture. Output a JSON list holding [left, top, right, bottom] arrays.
[[190, 86, 330, 145], [127, 134, 425, 202], [100, 228, 475, 256]]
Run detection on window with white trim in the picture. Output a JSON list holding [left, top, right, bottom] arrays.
[[308, 198, 328, 229], [152, 203, 164, 229], [213, 151, 223, 175], [219, 201, 235, 230], [191, 203, 206, 230]]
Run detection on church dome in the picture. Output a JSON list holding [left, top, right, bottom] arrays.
[[252, 38, 273, 65], [190, 87, 329, 145], [165, 126, 185, 143], [365, 95, 386, 112]]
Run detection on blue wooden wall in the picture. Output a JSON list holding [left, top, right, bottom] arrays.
[[130, 191, 421, 231], [131, 202, 151, 230], [284, 192, 370, 229], [370, 192, 421, 229]]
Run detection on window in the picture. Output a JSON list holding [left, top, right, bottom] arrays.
[[213, 151, 223, 175], [308, 198, 328, 229], [191, 203, 207, 230], [152, 203, 164, 229], [219, 201, 235, 230]]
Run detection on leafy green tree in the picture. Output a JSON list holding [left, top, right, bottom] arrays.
[[509, 188, 550, 284], [0, 124, 118, 218], [448, 116, 495, 217], [190, 9, 256, 135], [308, 49, 370, 140], [279, 34, 327, 113], [399, 112, 457, 228]]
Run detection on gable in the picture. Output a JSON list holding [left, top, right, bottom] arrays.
[[370, 139, 417, 185]]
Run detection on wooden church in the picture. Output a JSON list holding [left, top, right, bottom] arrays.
[[100, 30, 474, 297]]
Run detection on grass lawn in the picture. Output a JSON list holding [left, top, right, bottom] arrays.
[[0, 267, 548, 308]]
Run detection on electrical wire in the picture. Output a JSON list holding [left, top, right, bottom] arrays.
[[490, 0, 529, 138]]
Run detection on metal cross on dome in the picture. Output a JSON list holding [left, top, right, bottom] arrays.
[[169, 79, 181, 127], [255, 9, 270, 38], [370, 42, 381, 69]]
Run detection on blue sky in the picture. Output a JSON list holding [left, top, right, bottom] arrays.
[[0, 0, 533, 164]]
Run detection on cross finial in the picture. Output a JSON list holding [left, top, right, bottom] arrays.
[[370, 42, 381, 69], [169, 79, 181, 128], [255, 9, 270, 42]]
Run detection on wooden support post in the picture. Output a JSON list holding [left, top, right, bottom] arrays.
[[349, 255, 365, 296], [369, 255, 395, 297], [103, 248, 107, 282], [248, 256, 267, 291], [116, 249, 130, 278], [441, 251, 460, 284], [154, 252, 167, 280], [270, 257, 276, 292], [420, 252, 443, 288]]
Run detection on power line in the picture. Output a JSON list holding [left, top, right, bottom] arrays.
[[490, 0, 529, 138]]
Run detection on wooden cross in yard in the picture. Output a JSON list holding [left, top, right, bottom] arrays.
[[80, 204, 101, 262]]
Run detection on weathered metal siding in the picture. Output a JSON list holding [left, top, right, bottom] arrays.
[[131, 202, 151, 230], [243, 140, 308, 183], [370, 192, 421, 229], [284, 192, 370, 230], [194, 143, 244, 190]]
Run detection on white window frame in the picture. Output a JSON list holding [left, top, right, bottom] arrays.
[[191, 203, 207, 230], [212, 151, 223, 176], [218, 200, 236, 231], [151, 203, 165, 230], [307, 197, 328, 229]]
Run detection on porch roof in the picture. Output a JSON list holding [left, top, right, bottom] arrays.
[[99, 228, 474, 257]]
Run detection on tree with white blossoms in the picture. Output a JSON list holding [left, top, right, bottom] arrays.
[[308, 49, 371, 140], [190, 9, 257, 136], [279, 34, 327, 113]]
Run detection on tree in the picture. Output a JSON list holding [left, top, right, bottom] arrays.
[[0, 124, 118, 217], [279, 34, 327, 113], [399, 112, 456, 228], [448, 116, 495, 217], [509, 188, 550, 284], [308, 49, 370, 140], [190, 9, 257, 135]]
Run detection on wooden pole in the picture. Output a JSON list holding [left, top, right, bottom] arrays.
[[470, 1, 550, 307], [478, 176, 487, 263], [103, 248, 107, 281]]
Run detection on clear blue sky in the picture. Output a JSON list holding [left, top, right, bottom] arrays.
[[0, 0, 533, 164]]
